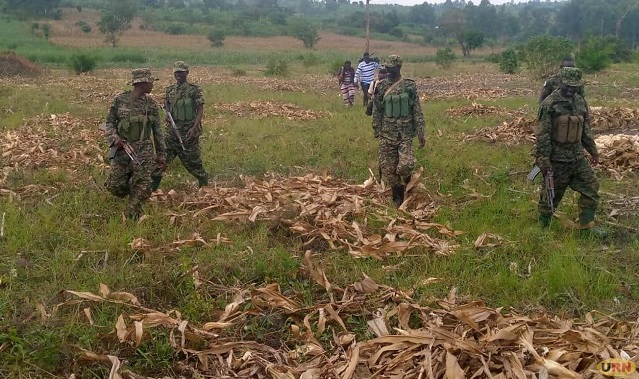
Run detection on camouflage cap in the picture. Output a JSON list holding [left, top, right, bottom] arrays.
[[384, 54, 403, 68], [131, 68, 157, 85], [559, 67, 583, 87], [173, 61, 189, 73]]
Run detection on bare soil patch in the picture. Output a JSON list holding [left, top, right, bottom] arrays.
[[0, 52, 40, 78]]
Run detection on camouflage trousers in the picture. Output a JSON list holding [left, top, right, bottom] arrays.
[[378, 138, 416, 187], [104, 142, 154, 219], [152, 124, 208, 184], [538, 158, 599, 222]]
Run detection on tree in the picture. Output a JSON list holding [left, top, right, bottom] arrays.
[[98, 0, 138, 48], [463, 30, 484, 55], [2, 0, 61, 17], [409, 2, 436, 26], [518, 35, 573, 78], [288, 17, 321, 49]]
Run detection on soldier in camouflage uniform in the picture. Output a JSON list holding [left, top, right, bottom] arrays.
[[104, 68, 167, 220], [539, 57, 585, 104], [151, 61, 208, 190], [536, 67, 606, 238], [372, 55, 426, 207]]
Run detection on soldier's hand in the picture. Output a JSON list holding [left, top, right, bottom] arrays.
[[418, 136, 426, 149], [113, 136, 124, 149], [186, 126, 200, 141], [156, 155, 167, 171], [591, 154, 600, 166]]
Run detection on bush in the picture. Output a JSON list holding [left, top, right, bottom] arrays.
[[435, 47, 455, 69], [299, 53, 321, 67], [576, 36, 614, 73], [41, 23, 51, 39], [166, 24, 186, 35], [207, 29, 226, 47], [264, 58, 289, 77], [69, 54, 98, 74], [485, 52, 500, 64], [288, 18, 320, 49], [389, 27, 404, 38], [328, 59, 343, 75], [75, 21, 92, 33], [499, 48, 519, 74], [517, 35, 573, 79]]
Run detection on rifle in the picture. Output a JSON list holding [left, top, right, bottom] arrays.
[[527, 165, 555, 213], [108, 139, 141, 166], [164, 106, 186, 151]]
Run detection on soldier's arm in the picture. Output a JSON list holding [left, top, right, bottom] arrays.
[[535, 101, 553, 168], [105, 96, 120, 145], [580, 99, 598, 158], [539, 81, 552, 104], [192, 84, 205, 131], [410, 82, 425, 142], [371, 83, 384, 137], [150, 102, 166, 156], [578, 85, 585, 99]]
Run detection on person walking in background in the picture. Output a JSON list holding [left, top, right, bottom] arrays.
[[539, 57, 585, 104], [355, 52, 381, 107], [151, 61, 208, 191], [536, 67, 606, 238], [372, 55, 425, 207], [104, 68, 166, 220], [337, 60, 356, 107]]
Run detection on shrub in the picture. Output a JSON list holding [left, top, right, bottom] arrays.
[[41, 23, 52, 39], [166, 24, 186, 35], [517, 35, 573, 79], [231, 68, 247, 77], [69, 54, 98, 74], [435, 47, 455, 69], [499, 48, 519, 74], [576, 36, 614, 73], [389, 27, 404, 38], [75, 21, 92, 33], [110, 52, 147, 64], [288, 18, 320, 49], [207, 29, 226, 47], [264, 58, 289, 77], [485, 52, 500, 64], [328, 59, 343, 75], [300, 53, 321, 67]]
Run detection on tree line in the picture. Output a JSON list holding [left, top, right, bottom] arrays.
[[3, 0, 638, 54]]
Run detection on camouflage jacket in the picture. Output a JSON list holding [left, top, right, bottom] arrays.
[[371, 77, 425, 142], [535, 90, 598, 167], [105, 91, 166, 155], [539, 73, 585, 103], [165, 82, 204, 128]]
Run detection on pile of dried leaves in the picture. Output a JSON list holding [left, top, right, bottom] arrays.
[[445, 102, 518, 118], [213, 101, 331, 121], [595, 134, 639, 179], [590, 107, 639, 132], [463, 117, 538, 145], [55, 252, 639, 379], [151, 168, 459, 258], [0, 51, 40, 77], [1, 113, 107, 182]]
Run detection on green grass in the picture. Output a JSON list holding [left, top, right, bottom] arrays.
[[1, 16, 639, 378]]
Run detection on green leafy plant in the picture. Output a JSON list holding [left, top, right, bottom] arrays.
[[69, 54, 98, 74], [499, 48, 519, 74], [517, 35, 573, 79], [435, 47, 456, 69], [264, 58, 289, 77], [207, 29, 226, 47]]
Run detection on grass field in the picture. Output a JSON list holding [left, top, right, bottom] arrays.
[[1, 12, 639, 379]]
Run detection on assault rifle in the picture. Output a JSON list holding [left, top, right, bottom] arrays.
[[527, 165, 555, 213], [164, 106, 186, 151], [108, 139, 141, 166]]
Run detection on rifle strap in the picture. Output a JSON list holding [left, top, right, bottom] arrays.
[[383, 77, 405, 99]]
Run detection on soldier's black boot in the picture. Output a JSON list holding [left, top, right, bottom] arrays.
[[197, 175, 209, 188], [539, 214, 551, 228], [150, 175, 162, 192], [403, 175, 412, 185], [391, 185, 405, 207]]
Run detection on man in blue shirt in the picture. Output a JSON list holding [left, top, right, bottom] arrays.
[[355, 52, 382, 107]]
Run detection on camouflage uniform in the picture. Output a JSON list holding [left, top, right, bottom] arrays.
[[536, 67, 601, 231], [372, 55, 426, 206], [151, 61, 208, 190], [104, 68, 166, 219], [539, 72, 585, 103]]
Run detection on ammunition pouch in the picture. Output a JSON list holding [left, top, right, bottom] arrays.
[[552, 115, 583, 143], [383, 93, 411, 118], [173, 97, 195, 122], [117, 114, 154, 142]]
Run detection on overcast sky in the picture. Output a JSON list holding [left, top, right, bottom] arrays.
[[374, 0, 528, 5]]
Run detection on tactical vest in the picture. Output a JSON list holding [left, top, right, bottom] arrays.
[[169, 85, 196, 122], [552, 115, 583, 143], [116, 95, 155, 142], [383, 92, 412, 118]]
